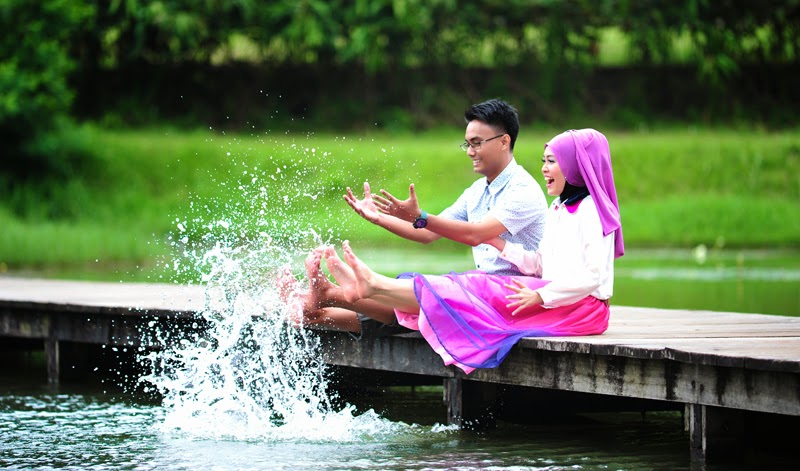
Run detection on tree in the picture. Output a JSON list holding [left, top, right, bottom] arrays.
[[0, 0, 94, 181]]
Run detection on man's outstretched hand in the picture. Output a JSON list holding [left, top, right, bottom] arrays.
[[344, 182, 381, 223], [374, 183, 421, 223]]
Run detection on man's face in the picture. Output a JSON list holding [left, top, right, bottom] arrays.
[[463, 120, 510, 181]]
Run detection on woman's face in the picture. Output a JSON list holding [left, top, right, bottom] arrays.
[[542, 146, 566, 197]]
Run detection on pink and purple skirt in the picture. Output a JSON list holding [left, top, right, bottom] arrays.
[[394, 270, 609, 374]]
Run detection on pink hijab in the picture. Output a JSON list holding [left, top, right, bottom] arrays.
[[546, 129, 624, 258]]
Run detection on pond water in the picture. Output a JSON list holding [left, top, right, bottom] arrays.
[[2, 371, 793, 471], [614, 248, 800, 316]]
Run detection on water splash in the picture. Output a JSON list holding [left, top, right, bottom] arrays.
[[139, 140, 410, 442]]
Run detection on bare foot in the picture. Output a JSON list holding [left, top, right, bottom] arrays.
[[275, 265, 304, 322], [302, 246, 337, 310], [341, 240, 378, 300], [324, 245, 361, 303], [276, 265, 300, 305], [278, 247, 340, 313]]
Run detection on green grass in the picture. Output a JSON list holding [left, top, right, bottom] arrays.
[[1, 124, 799, 280], [623, 195, 800, 248]]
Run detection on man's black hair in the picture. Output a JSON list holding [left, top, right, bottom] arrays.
[[464, 98, 520, 151]]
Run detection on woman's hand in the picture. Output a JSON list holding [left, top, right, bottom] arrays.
[[504, 278, 543, 316]]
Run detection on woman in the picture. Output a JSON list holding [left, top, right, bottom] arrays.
[[323, 128, 624, 374]]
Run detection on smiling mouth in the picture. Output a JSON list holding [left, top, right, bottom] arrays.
[[545, 176, 554, 185]]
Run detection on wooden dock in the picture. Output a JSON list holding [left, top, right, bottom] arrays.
[[1, 276, 799, 465]]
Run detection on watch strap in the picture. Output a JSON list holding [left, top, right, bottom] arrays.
[[413, 210, 428, 229]]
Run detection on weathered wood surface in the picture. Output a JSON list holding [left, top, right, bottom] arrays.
[[2, 276, 798, 371], [0, 276, 204, 314], [2, 276, 800, 412]]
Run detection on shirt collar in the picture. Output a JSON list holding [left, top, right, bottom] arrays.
[[486, 159, 518, 195]]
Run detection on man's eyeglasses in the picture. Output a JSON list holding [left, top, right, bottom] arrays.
[[460, 134, 505, 151]]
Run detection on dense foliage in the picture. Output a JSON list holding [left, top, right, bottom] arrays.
[[70, 1, 799, 73], [1, 0, 798, 201], [0, 0, 93, 182]]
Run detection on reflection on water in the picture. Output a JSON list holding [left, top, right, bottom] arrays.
[[612, 249, 800, 316], [620, 266, 800, 281], [1, 376, 795, 471], [0, 375, 682, 471]]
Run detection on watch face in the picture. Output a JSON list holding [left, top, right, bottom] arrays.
[[413, 217, 427, 229]]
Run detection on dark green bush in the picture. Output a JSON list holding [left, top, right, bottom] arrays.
[[0, 0, 95, 185]]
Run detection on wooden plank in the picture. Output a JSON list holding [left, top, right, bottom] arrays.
[[467, 344, 800, 416], [319, 331, 800, 416], [2, 276, 800, 373], [611, 306, 790, 320], [602, 328, 800, 337], [516, 337, 800, 372], [0, 277, 205, 312]]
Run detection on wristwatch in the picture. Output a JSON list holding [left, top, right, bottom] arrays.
[[412, 210, 428, 229]]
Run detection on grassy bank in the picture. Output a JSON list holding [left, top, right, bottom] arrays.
[[1, 125, 799, 279]]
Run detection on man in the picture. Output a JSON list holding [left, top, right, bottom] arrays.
[[285, 98, 547, 336]]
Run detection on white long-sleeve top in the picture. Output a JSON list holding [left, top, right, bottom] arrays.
[[497, 195, 615, 308]]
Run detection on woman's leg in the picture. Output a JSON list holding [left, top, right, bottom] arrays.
[[325, 241, 420, 313]]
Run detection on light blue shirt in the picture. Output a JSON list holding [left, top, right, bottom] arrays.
[[438, 159, 547, 276]]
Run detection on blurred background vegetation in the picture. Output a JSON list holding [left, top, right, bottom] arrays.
[[1, 0, 799, 283]]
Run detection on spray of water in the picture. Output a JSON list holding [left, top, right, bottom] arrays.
[[138, 136, 415, 442]]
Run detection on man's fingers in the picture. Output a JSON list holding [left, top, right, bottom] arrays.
[[379, 189, 397, 203], [343, 197, 362, 215]]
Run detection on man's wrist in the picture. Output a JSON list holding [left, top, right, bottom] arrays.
[[412, 210, 428, 229]]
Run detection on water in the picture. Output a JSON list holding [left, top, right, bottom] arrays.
[[613, 248, 800, 316], [3, 373, 795, 471], [0, 374, 695, 470]]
